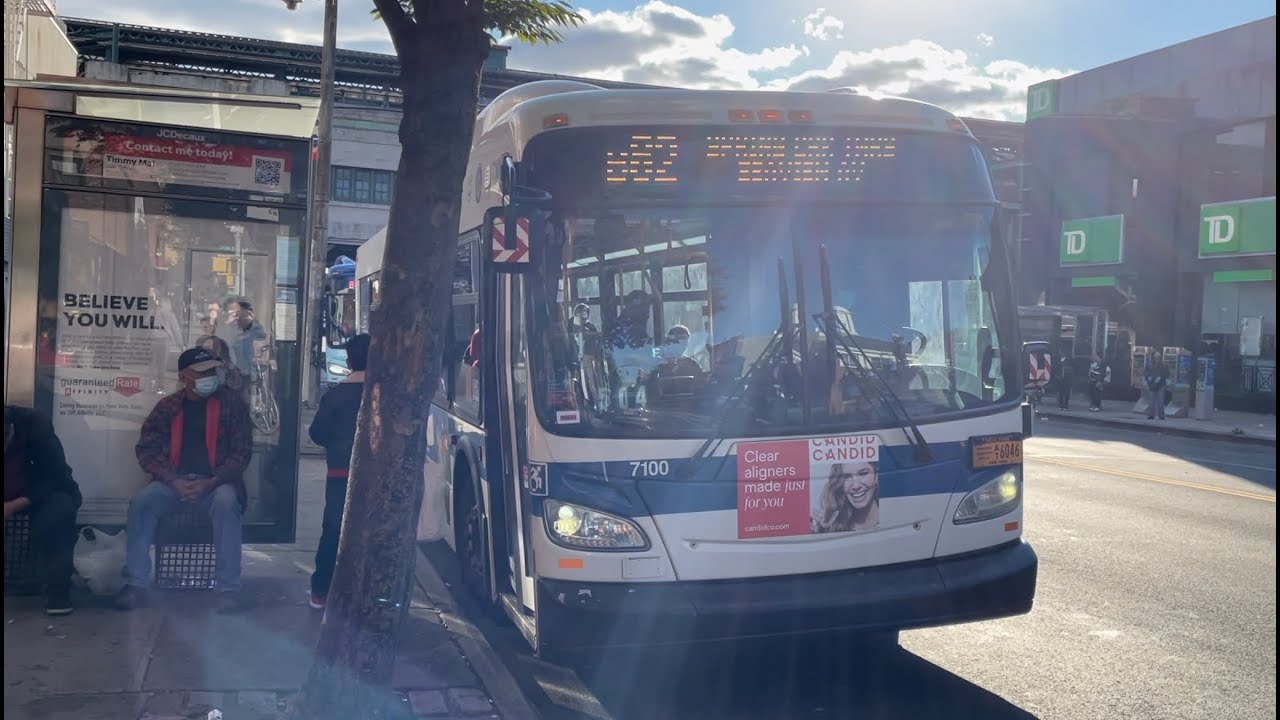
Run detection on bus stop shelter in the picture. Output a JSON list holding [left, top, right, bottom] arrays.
[[4, 79, 319, 542]]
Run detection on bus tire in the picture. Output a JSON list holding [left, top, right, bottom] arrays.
[[454, 467, 496, 614]]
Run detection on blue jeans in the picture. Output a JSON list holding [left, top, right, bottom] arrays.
[[124, 482, 243, 592], [1147, 388, 1166, 419]]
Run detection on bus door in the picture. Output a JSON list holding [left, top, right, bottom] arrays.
[[483, 208, 543, 636]]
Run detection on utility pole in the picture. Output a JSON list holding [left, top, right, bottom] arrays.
[[285, 0, 337, 406]]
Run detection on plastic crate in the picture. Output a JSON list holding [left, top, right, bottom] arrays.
[[4, 511, 43, 596], [153, 510, 217, 590]]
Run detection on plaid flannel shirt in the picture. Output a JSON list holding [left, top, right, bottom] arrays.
[[135, 386, 253, 509]]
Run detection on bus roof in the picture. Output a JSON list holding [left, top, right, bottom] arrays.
[[475, 83, 973, 158], [327, 256, 356, 280]]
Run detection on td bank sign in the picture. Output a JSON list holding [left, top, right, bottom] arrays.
[[1060, 215, 1124, 266], [1199, 197, 1276, 258]]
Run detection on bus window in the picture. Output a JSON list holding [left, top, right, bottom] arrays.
[[451, 233, 481, 422], [526, 205, 1016, 438]]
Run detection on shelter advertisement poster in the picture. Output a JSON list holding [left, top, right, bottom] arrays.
[[50, 288, 173, 524], [44, 117, 308, 204], [737, 434, 882, 539]]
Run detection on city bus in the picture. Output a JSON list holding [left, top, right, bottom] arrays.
[[354, 231, 383, 335], [414, 81, 1037, 655], [320, 255, 356, 386]]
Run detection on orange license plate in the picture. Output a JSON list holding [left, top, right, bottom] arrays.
[[971, 435, 1023, 469]]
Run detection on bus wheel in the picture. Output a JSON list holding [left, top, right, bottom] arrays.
[[456, 478, 492, 607]]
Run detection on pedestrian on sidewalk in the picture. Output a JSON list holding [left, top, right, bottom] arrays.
[[307, 333, 370, 610], [115, 347, 252, 613], [1144, 351, 1169, 420], [1087, 354, 1107, 411], [1055, 343, 1075, 410], [4, 406, 82, 615]]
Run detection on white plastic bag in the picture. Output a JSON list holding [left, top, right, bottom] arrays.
[[73, 526, 127, 596]]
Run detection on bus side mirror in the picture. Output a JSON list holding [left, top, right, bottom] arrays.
[[977, 326, 996, 390], [485, 205, 538, 274]]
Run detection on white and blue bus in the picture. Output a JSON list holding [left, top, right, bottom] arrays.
[[402, 81, 1037, 655], [320, 256, 357, 386]]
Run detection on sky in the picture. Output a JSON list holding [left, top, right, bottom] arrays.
[[54, 0, 1276, 120]]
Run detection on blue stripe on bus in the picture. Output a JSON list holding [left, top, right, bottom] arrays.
[[532, 441, 1013, 518]]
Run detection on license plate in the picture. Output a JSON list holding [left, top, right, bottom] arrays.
[[971, 434, 1023, 468]]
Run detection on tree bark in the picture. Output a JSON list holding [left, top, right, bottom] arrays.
[[284, 16, 491, 720]]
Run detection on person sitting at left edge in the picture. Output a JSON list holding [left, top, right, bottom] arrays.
[[4, 405, 82, 616], [115, 347, 252, 613]]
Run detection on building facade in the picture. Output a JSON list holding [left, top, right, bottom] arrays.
[[1023, 16, 1276, 409], [4, 0, 77, 325]]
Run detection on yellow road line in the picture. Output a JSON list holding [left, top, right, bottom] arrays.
[[1030, 456, 1277, 503]]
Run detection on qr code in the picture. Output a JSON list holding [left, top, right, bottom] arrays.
[[253, 156, 284, 187]]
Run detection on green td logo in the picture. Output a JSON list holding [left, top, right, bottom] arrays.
[[1026, 80, 1060, 120], [1199, 197, 1275, 258], [1060, 215, 1124, 266]]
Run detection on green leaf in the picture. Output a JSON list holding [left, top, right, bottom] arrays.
[[373, 1, 582, 46]]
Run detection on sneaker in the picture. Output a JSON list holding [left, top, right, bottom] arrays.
[[215, 592, 243, 614], [309, 593, 327, 610], [113, 586, 147, 611], [45, 586, 73, 616]]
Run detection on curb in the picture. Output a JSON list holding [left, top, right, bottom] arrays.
[[1036, 410, 1277, 447], [413, 550, 539, 720]]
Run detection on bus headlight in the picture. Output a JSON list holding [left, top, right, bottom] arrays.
[[328, 363, 351, 376], [954, 470, 1021, 524], [544, 500, 649, 551]]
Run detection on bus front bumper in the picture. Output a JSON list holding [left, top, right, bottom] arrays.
[[537, 540, 1037, 650]]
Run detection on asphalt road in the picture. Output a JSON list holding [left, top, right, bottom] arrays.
[[430, 422, 1277, 720]]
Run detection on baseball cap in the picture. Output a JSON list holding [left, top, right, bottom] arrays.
[[178, 347, 222, 372]]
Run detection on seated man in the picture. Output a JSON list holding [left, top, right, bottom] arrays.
[[116, 347, 252, 612], [4, 406, 82, 615]]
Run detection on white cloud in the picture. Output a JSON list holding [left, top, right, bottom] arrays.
[[59, 0, 1065, 121], [505, 1, 803, 90], [801, 9, 845, 42], [975, 32, 995, 48], [776, 39, 1069, 120]]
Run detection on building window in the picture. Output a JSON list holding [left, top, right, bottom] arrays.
[[331, 165, 395, 205], [333, 167, 353, 202]]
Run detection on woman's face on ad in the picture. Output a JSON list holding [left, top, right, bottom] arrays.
[[839, 464, 877, 510]]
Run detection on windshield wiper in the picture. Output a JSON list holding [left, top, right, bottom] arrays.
[[688, 259, 797, 473], [817, 244, 934, 464]]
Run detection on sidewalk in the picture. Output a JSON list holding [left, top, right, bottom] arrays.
[[1037, 398, 1276, 446], [3, 458, 532, 720]]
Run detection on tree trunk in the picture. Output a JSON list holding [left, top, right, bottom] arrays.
[[285, 20, 490, 720]]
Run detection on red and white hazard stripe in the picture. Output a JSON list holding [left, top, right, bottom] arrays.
[[1027, 354, 1052, 383], [492, 217, 530, 264]]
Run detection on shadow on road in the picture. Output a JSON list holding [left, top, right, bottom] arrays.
[[423, 541, 1038, 720], [1032, 420, 1276, 491], [510, 632, 1037, 720]]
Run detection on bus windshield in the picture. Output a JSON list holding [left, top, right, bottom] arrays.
[[326, 275, 356, 347], [527, 204, 1016, 439]]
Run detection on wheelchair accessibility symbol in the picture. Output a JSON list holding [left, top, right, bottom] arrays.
[[523, 462, 548, 496]]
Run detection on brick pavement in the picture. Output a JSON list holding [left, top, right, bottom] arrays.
[[3, 457, 525, 720]]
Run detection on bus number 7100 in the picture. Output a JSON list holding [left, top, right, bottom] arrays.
[[630, 460, 671, 477]]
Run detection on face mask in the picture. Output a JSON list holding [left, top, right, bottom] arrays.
[[193, 377, 221, 397]]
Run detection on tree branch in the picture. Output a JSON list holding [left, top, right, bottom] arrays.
[[372, 0, 414, 56]]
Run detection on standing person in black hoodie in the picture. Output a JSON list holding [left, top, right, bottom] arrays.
[[1055, 342, 1075, 410], [4, 405, 82, 615], [307, 333, 370, 610]]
